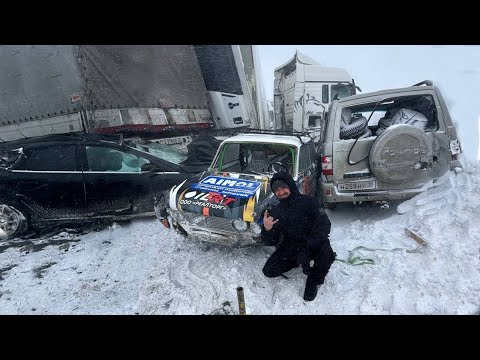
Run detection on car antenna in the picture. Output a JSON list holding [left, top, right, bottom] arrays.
[[347, 97, 390, 165]]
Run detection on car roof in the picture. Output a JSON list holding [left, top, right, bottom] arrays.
[[0, 133, 121, 149], [221, 133, 310, 147], [336, 84, 436, 104]]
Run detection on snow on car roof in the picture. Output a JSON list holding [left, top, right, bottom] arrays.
[[221, 134, 310, 147], [337, 84, 435, 103]]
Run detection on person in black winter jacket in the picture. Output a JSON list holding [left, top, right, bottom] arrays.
[[261, 171, 336, 301]]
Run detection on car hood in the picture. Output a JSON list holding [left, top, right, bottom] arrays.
[[167, 171, 279, 222]]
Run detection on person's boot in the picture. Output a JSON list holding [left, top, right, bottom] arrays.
[[303, 277, 319, 301]]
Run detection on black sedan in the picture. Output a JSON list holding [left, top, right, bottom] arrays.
[[0, 133, 202, 239]]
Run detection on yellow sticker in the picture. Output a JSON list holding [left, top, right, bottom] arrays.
[[242, 196, 256, 222]]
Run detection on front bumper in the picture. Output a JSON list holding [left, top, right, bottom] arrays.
[[169, 210, 262, 246]]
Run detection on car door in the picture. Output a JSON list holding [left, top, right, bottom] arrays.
[[333, 91, 447, 191], [81, 144, 188, 216], [10, 144, 86, 218], [297, 142, 317, 197]]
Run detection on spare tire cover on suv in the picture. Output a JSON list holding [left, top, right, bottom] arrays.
[[369, 124, 433, 184]]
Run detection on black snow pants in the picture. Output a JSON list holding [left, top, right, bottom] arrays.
[[262, 242, 336, 285]]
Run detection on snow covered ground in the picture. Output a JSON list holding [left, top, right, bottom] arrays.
[[0, 162, 479, 315]]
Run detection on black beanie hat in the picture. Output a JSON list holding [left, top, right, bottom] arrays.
[[272, 179, 289, 191]]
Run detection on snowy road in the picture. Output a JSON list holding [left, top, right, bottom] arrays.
[[1, 162, 479, 315]]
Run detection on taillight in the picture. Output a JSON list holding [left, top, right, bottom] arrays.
[[450, 139, 461, 161], [321, 156, 333, 176]]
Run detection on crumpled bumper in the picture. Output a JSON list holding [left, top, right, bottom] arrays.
[[169, 210, 262, 246]]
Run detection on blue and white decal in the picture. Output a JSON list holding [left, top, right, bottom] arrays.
[[191, 176, 261, 199]]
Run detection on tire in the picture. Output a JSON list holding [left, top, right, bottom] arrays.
[[0, 201, 28, 240], [369, 124, 433, 184], [340, 116, 368, 139], [324, 203, 337, 210]]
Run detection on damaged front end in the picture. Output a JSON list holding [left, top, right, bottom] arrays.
[[154, 173, 279, 246]]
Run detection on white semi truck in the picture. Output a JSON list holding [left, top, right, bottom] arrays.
[[0, 45, 269, 144], [273, 50, 361, 140]]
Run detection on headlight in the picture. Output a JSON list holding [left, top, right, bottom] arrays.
[[233, 219, 248, 232], [250, 221, 262, 236]]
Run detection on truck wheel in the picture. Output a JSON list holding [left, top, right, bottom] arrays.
[[0, 202, 28, 240], [369, 124, 433, 184]]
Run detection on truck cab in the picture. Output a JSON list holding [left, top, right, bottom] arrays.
[[273, 50, 360, 143]]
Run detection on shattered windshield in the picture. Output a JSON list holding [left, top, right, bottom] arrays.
[[212, 142, 297, 176], [125, 140, 187, 165]]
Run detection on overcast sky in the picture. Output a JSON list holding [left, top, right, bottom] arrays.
[[257, 45, 480, 161]]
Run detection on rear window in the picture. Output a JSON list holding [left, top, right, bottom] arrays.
[[338, 94, 439, 140]]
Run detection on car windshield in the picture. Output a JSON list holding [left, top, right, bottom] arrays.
[[125, 140, 187, 165], [212, 142, 297, 176]]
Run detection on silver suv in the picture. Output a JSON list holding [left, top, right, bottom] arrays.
[[319, 80, 462, 209]]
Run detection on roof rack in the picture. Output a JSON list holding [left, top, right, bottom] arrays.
[[232, 128, 313, 143]]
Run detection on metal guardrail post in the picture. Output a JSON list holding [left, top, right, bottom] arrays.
[[236, 287, 246, 315]]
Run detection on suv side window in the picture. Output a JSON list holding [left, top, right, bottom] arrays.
[[299, 144, 312, 173], [15, 145, 76, 171]]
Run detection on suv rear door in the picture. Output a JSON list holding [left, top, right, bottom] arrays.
[[329, 88, 451, 193]]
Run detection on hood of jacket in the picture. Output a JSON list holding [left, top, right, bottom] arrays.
[[270, 171, 299, 197]]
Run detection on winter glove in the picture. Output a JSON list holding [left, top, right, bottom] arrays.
[[296, 249, 312, 276]]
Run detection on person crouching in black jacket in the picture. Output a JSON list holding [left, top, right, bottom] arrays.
[[261, 171, 336, 301]]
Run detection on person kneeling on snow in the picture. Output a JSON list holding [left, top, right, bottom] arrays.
[[261, 171, 336, 301]]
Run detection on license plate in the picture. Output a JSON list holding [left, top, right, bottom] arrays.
[[337, 180, 376, 191]]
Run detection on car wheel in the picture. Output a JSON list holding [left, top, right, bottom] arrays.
[[0, 202, 28, 240], [369, 124, 433, 184], [324, 203, 337, 210]]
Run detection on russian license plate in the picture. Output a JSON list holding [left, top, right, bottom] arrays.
[[337, 180, 376, 191]]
